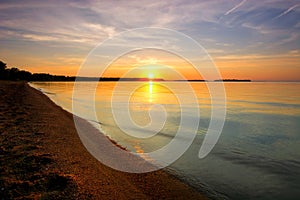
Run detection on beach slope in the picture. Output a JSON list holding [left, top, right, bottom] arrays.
[[0, 81, 207, 199]]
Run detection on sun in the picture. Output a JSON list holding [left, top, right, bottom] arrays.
[[148, 73, 154, 79]]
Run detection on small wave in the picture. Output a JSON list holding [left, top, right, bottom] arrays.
[[28, 83, 56, 95], [43, 91, 56, 95], [214, 150, 300, 179], [230, 99, 300, 108], [89, 119, 104, 125]]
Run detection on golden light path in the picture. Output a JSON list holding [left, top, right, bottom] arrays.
[[149, 81, 153, 103], [148, 73, 155, 103]]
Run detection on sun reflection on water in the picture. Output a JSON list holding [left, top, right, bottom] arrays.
[[149, 81, 153, 102], [133, 142, 154, 161]]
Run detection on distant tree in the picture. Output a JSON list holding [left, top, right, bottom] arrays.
[[0, 61, 7, 71], [0, 60, 77, 81], [0, 61, 8, 79], [8, 67, 20, 80], [17, 70, 32, 81]]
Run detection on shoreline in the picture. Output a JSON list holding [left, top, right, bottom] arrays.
[[29, 82, 129, 153], [0, 81, 207, 199]]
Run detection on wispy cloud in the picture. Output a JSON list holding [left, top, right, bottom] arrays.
[[216, 51, 300, 61], [0, 0, 299, 80], [224, 0, 247, 15], [273, 3, 300, 19]]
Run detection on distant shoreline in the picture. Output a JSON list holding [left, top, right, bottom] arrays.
[[28, 76, 252, 82], [29, 78, 300, 82]]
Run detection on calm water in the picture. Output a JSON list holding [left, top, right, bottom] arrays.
[[30, 82, 300, 200]]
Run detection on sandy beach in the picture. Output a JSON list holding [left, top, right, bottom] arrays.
[[0, 81, 207, 199]]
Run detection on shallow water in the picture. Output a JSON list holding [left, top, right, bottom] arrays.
[[30, 81, 300, 200]]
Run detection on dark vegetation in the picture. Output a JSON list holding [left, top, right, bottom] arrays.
[[214, 79, 251, 82], [0, 61, 165, 82], [0, 61, 162, 82], [1, 60, 251, 82], [0, 61, 75, 81]]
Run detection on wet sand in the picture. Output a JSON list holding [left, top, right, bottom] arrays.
[[0, 81, 207, 199]]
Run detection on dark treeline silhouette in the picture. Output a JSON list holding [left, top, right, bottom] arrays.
[[1, 61, 31, 81], [1, 61, 251, 82], [0, 61, 165, 82], [0, 61, 77, 81], [215, 79, 251, 82]]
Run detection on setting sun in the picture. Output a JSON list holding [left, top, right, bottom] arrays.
[[148, 73, 154, 80]]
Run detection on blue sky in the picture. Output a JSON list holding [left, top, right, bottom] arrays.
[[0, 0, 299, 80]]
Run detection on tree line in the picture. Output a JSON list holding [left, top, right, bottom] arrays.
[[0, 61, 161, 82], [0, 61, 123, 82], [0, 61, 75, 81]]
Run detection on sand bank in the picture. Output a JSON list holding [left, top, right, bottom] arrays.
[[0, 81, 207, 199]]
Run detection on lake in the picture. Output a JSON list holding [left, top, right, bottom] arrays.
[[30, 81, 300, 200]]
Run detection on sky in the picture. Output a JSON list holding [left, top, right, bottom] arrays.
[[0, 0, 300, 81]]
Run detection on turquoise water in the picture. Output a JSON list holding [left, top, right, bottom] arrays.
[[30, 82, 300, 199]]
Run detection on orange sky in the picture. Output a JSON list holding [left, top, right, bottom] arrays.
[[18, 50, 300, 81], [1, 1, 300, 81]]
